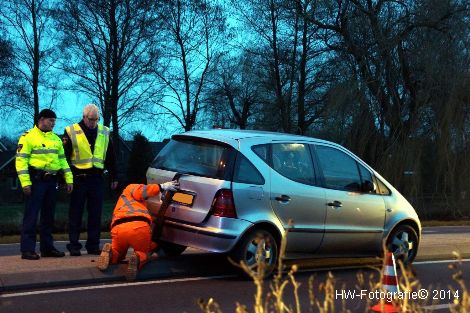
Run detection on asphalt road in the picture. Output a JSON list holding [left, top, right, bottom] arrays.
[[1, 260, 468, 313], [0, 226, 469, 312]]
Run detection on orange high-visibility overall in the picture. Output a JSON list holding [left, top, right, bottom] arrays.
[[109, 184, 161, 268]]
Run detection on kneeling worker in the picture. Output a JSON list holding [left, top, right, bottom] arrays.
[[97, 181, 179, 281]]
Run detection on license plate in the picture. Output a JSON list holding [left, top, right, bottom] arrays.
[[172, 192, 195, 206]]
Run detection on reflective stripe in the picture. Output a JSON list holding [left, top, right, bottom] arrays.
[[67, 125, 81, 161], [63, 168, 72, 173], [59, 155, 65, 159], [98, 129, 109, 135], [142, 185, 148, 200], [119, 194, 148, 215], [72, 158, 104, 164], [73, 158, 93, 164], [92, 157, 104, 163], [31, 149, 58, 154], [17, 170, 29, 175], [16, 153, 29, 158], [121, 194, 134, 208]]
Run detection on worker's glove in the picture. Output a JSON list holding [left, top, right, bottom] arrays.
[[160, 180, 179, 192]]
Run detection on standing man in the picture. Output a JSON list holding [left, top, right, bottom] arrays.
[[63, 103, 118, 256], [16, 109, 73, 260], [97, 181, 179, 281]]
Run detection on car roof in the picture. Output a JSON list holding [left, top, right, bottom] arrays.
[[175, 129, 335, 146]]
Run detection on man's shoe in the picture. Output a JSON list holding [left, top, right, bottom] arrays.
[[21, 251, 40, 260], [41, 249, 65, 257], [87, 249, 102, 255], [97, 243, 112, 271], [69, 249, 81, 256], [126, 252, 140, 281]]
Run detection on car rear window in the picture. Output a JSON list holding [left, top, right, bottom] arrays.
[[151, 136, 235, 180]]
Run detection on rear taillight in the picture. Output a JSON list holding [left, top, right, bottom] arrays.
[[211, 189, 237, 218]]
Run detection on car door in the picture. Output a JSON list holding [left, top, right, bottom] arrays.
[[313, 144, 386, 255], [266, 142, 326, 253]]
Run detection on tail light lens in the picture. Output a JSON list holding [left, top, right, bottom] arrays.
[[211, 189, 237, 218]]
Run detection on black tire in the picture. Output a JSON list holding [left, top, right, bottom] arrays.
[[231, 229, 278, 278], [386, 225, 419, 264], [158, 240, 187, 257]]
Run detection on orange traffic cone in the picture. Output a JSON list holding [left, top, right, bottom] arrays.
[[371, 252, 401, 313]]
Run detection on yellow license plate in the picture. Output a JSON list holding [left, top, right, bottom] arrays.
[[172, 192, 194, 206]]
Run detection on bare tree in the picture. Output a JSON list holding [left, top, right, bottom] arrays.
[[1, 0, 57, 124], [0, 36, 14, 87], [154, 0, 226, 131], [206, 53, 265, 129], [230, 0, 290, 131], [53, 0, 162, 147], [310, 0, 470, 217], [230, 0, 331, 135], [0, 38, 13, 75]]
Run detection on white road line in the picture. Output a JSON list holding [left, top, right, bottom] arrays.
[[1, 259, 469, 299], [0, 274, 237, 298], [295, 259, 470, 273], [421, 303, 455, 310], [414, 259, 470, 265]]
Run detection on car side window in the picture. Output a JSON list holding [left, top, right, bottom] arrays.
[[233, 153, 265, 185], [252, 144, 269, 163], [358, 163, 376, 193], [374, 176, 391, 195], [315, 145, 362, 192], [271, 143, 315, 185]]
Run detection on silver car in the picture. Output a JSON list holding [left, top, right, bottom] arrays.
[[146, 129, 421, 274]]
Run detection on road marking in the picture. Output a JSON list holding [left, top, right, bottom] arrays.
[[0, 274, 237, 298], [414, 259, 470, 265], [295, 259, 470, 273], [421, 303, 455, 310], [1, 259, 469, 299]]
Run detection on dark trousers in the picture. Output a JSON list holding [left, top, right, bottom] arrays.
[[21, 178, 57, 253], [67, 175, 104, 252]]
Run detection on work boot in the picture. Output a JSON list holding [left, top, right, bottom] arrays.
[[21, 251, 40, 260], [69, 248, 81, 256], [126, 252, 140, 281], [41, 249, 65, 257], [97, 243, 112, 271]]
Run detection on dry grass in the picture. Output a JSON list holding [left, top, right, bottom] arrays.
[[197, 234, 469, 313]]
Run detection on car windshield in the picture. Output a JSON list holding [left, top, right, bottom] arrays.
[[151, 137, 235, 180]]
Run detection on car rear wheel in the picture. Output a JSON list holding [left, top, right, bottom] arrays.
[[158, 241, 187, 257], [231, 229, 278, 278], [386, 225, 418, 264]]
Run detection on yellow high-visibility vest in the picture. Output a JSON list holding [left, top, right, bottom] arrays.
[[65, 123, 110, 169], [15, 126, 73, 188]]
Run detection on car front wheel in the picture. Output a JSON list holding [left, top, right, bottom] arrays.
[[386, 225, 419, 264]]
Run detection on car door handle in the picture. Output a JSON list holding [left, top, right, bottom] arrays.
[[327, 200, 342, 208], [275, 195, 291, 202]]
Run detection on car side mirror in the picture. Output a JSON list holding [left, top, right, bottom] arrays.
[[362, 180, 375, 193]]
